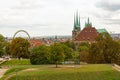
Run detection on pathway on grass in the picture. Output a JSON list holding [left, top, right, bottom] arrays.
[[0, 60, 8, 79], [0, 69, 8, 78], [4, 65, 80, 80], [112, 64, 120, 72], [4, 68, 39, 80]]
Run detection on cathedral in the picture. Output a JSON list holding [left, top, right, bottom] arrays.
[[72, 12, 100, 44]]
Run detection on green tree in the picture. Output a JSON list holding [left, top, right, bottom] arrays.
[[89, 32, 120, 63], [88, 43, 105, 63], [10, 37, 30, 59], [73, 51, 80, 64], [30, 45, 50, 64], [116, 41, 120, 65], [0, 34, 6, 57], [50, 43, 65, 68], [78, 42, 90, 48], [78, 46, 89, 52], [78, 42, 90, 62], [61, 44, 73, 61], [61, 40, 75, 50], [5, 42, 10, 56]]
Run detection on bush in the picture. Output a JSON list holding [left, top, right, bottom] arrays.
[[30, 45, 50, 65]]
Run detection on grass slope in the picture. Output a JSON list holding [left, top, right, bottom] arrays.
[[0, 59, 31, 66], [1, 64, 120, 80]]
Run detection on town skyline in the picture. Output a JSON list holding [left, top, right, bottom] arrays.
[[0, 0, 120, 37]]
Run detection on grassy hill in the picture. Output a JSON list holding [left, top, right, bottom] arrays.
[[0, 59, 31, 66], [0, 60, 120, 80]]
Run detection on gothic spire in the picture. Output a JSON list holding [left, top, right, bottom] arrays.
[[85, 21, 87, 27], [73, 11, 81, 31], [85, 17, 92, 27], [74, 13, 76, 28], [76, 11, 78, 27], [88, 17, 90, 24], [78, 14, 81, 27]]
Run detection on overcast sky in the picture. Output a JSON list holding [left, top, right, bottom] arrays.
[[0, 0, 120, 37]]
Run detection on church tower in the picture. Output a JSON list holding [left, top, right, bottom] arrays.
[[72, 12, 81, 41], [85, 17, 92, 28]]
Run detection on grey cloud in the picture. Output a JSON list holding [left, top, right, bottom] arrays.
[[11, 5, 43, 10], [92, 12, 112, 19], [91, 12, 120, 25], [96, 1, 120, 11], [102, 19, 120, 25], [11, 0, 44, 10], [0, 23, 50, 28]]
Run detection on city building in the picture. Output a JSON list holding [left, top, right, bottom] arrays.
[[72, 12, 107, 48], [72, 13, 98, 44], [110, 33, 120, 40], [30, 39, 43, 48]]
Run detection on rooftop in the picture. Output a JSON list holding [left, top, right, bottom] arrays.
[[97, 29, 107, 33]]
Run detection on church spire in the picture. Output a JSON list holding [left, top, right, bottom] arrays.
[[76, 11, 79, 27], [88, 17, 90, 24], [78, 14, 81, 27], [85, 21, 87, 27], [73, 11, 81, 31], [85, 17, 92, 27], [74, 13, 76, 29]]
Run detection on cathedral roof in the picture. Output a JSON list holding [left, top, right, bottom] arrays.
[[97, 29, 107, 33], [76, 27, 98, 42]]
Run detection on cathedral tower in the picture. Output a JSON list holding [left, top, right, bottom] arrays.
[[72, 12, 81, 41]]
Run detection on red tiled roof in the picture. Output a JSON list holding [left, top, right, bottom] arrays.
[[76, 27, 98, 42], [30, 39, 42, 47]]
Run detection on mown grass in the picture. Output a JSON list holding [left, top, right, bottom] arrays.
[[1, 64, 120, 80], [0, 59, 31, 80], [0, 59, 31, 67]]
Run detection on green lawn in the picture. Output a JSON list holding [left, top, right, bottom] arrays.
[[1, 63, 120, 80], [0, 59, 31, 67]]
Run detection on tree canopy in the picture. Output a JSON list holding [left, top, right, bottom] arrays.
[[89, 32, 120, 63], [61, 41, 75, 50], [78, 42, 90, 62], [30, 45, 50, 64], [50, 43, 65, 67], [61, 44, 73, 61], [10, 37, 30, 59], [0, 34, 6, 57]]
